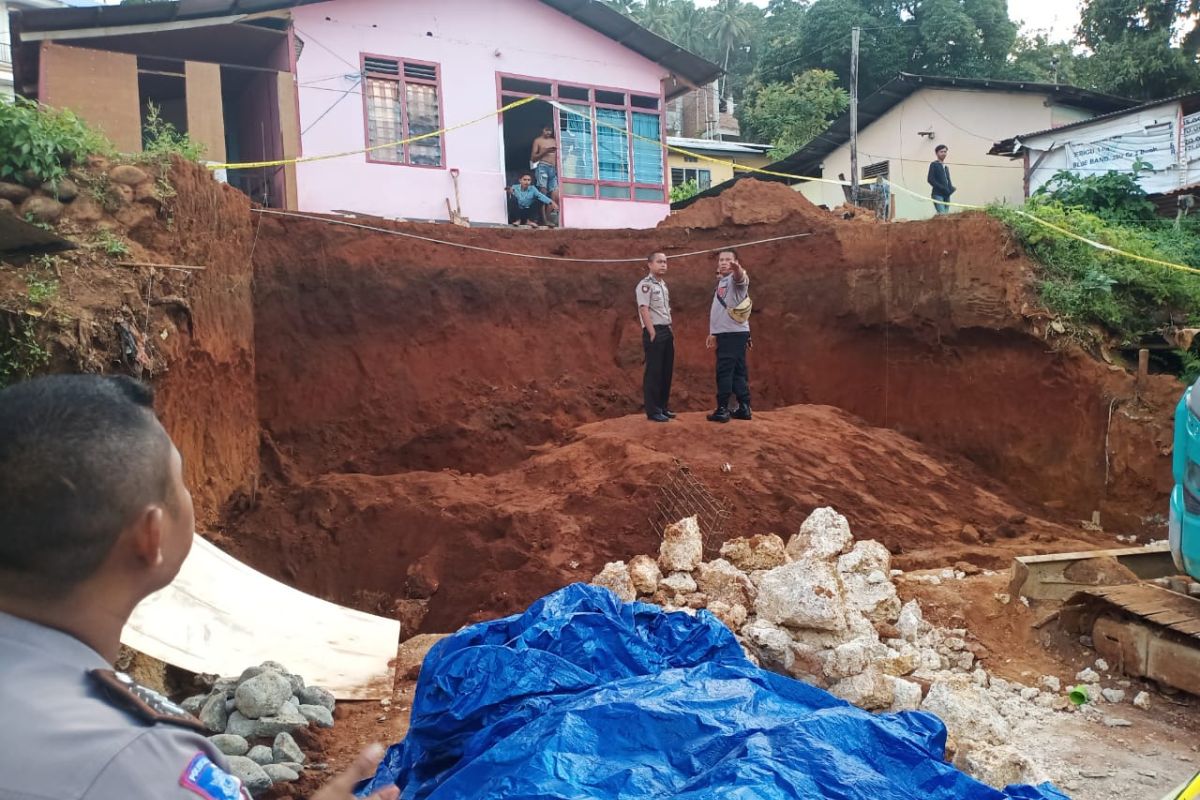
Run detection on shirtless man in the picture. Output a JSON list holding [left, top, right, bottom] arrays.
[[530, 124, 560, 226]]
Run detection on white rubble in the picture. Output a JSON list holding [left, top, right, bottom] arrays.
[[627, 555, 661, 595], [755, 559, 848, 631], [658, 516, 703, 572], [590, 561, 636, 602], [786, 507, 852, 561]]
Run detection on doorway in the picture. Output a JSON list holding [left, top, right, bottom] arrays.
[[500, 95, 556, 224]]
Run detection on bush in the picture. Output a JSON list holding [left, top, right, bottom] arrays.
[[140, 103, 205, 162], [670, 179, 701, 204], [0, 99, 112, 186], [1032, 168, 1157, 224]]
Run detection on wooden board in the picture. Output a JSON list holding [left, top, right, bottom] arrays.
[[123, 534, 400, 699], [185, 61, 227, 164], [41, 42, 141, 152], [276, 71, 300, 210]]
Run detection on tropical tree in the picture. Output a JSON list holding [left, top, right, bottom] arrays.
[[740, 69, 850, 157], [1072, 0, 1200, 98]]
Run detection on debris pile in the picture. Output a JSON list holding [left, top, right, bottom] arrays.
[[591, 508, 1074, 789], [180, 662, 335, 795]]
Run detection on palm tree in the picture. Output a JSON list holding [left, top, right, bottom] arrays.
[[636, 0, 674, 36], [604, 0, 639, 17], [711, 0, 755, 101]]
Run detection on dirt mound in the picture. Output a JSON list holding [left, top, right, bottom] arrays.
[[660, 178, 835, 229], [223, 405, 1106, 632]]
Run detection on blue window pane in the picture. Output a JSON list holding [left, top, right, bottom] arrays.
[[559, 104, 594, 181], [631, 112, 663, 185], [596, 108, 629, 183]]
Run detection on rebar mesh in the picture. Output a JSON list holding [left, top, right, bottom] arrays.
[[651, 463, 731, 558]]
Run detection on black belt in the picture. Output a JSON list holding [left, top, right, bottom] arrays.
[[652, 323, 672, 330]]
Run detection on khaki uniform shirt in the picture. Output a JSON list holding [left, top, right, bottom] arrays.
[[636, 274, 672, 328], [0, 611, 249, 800]]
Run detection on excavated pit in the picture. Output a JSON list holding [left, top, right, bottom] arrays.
[[194, 180, 1177, 632]]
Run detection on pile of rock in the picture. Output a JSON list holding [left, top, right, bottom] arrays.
[[0, 161, 162, 229], [180, 661, 336, 795], [590, 508, 1064, 789]]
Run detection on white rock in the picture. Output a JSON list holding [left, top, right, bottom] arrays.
[[719, 533, 789, 571], [824, 640, 870, 680], [840, 571, 902, 624], [660, 571, 697, 595], [955, 652, 976, 672], [836, 540, 891, 576], [877, 643, 919, 677], [866, 570, 887, 584], [754, 559, 847, 631], [786, 507, 852, 562], [830, 666, 894, 710], [1020, 687, 1040, 701], [1101, 688, 1126, 704], [972, 669, 989, 687], [896, 600, 924, 642], [944, 637, 966, 651], [740, 620, 795, 673], [1040, 676, 1061, 693], [889, 677, 924, 711], [954, 743, 1047, 789], [659, 516, 703, 572], [940, 569, 956, 580], [694, 558, 756, 608], [994, 593, 1011, 605], [921, 675, 1010, 744], [1076, 668, 1100, 684], [1035, 694, 1055, 708], [627, 554, 661, 595], [1103, 716, 1132, 728], [1095, 658, 1110, 672], [591, 561, 636, 602], [1133, 691, 1151, 710], [706, 600, 748, 633]]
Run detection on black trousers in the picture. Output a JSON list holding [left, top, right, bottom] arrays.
[[715, 331, 750, 408], [642, 325, 674, 416], [514, 204, 539, 223]]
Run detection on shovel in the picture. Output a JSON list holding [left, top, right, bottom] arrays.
[[445, 168, 469, 227]]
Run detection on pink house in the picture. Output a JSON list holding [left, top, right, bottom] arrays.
[[291, 0, 719, 228]]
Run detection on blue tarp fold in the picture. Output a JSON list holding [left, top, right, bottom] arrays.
[[360, 584, 1068, 800]]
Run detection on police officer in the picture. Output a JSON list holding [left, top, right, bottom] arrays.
[[705, 248, 752, 422], [636, 251, 674, 422], [0, 375, 398, 800]]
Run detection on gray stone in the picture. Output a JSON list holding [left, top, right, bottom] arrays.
[[1103, 716, 1133, 727], [786, 507, 853, 562], [1040, 675, 1061, 693], [285, 673, 305, 695], [20, 196, 62, 223], [591, 561, 636, 602], [0, 197, 13, 215], [1133, 691, 1151, 710], [226, 706, 309, 739], [1075, 668, 1100, 684], [237, 666, 266, 685], [297, 685, 335, 712], [226, 756, 272, 794], [262, 764, 300, 783], [1101, 688, 1126, 704], [247, 745, 274, 765], [235, 671, 294, 719], [0, 181, 31, 203], [208, 734, 249, 757], [658, 516, 703, 572], [181, 694, 209, 716], [755, 558, 846, 631], [277, 762, 304, 773], [199, 692, 229, 733], [40, 178, 78, 202], [273, 732, 306, 765], [109, 164, 150, 186], [299, 703, 334, 728], [1094, 658, 1109, 672]]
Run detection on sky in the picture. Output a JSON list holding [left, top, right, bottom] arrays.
[[694, 0, 1083, 41]]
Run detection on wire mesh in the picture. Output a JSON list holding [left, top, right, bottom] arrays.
[[650, 463, 731, 559]]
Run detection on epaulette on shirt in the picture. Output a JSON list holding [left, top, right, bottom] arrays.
[[89, 669, 210, 734]]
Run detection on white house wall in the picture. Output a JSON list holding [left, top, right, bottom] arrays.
[[1021, 100, 1200, 196], [798, 88, 1094, 219]]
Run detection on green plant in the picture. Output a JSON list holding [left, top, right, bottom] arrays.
[[670, 178, 702, 204], [1034, 168, 1157, 223], [140, 103, 205, 162], [25, 276, 59, 305], [95, 230, 130, 258], [0, 319, 51, 387], [0, 98, 113, 186]]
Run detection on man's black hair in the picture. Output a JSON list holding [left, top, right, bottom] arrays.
[[934, 144, 948, 153], [519, 171, 534, 180], [647, 251, 665, 263], [719, 248, 739, 259], [0, 375, 172, 599]]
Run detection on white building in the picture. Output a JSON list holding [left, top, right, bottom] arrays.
[[2, 0, 65, 98]]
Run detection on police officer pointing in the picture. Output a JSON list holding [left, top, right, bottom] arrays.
[[0, 375, 398, 800], [636, 251, 675, 423]]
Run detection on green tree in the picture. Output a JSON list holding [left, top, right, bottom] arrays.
[[1072, 0, 1200, 98], [740, 69, 850, 157]]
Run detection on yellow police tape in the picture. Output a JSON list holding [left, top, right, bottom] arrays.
[[204, 96, 538, 171], [207, 91, 1198, 277]]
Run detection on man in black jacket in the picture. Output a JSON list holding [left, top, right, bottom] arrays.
[[926, 144, 955, 214]]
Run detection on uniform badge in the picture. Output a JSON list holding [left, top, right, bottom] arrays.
[[89, 669, 209, 733], [180, 752, 247, 800], [641, 285, 650, 293]]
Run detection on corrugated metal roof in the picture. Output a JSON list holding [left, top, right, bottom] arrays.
[[17, 0, 722, 90], [667, 137, 770, 155], [675, 73, 1136, 209], [990, 90, 1200, 157]]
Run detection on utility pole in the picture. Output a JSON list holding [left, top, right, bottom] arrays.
[[849, 25, 860, 207]]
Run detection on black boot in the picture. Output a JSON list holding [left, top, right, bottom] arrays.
[[732, 404, 752, 420], [707, 407, 731, 423]]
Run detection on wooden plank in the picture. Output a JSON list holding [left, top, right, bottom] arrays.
[[276, 71, 300, 211], [185, 60, 227, 164], [41, 42, 141, 152], [123, 534, 400, 699]]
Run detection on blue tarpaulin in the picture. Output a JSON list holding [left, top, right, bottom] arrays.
[[359, 584, 1069, 800]]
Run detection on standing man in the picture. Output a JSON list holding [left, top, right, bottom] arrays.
[[636, 252, 674, 423], [705, 249, 752, 423], [926, 144, 955, 214], [0, 375, 398, 800], [530, 124, 560, 227]]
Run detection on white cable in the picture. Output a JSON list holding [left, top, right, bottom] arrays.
[[251, 209, 814, 263]]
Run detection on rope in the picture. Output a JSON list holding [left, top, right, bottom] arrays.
[[252, 208, 814, 263]]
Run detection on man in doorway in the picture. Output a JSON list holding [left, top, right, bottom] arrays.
[[636, 252, 674, 423], [706, 249, 752, 423], [926, 144, 955, 214], [508, 172, 558, 227], [0, 374, 398, 800], [530, 124, 560, 226]]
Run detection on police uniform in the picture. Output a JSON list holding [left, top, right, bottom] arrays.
[[0, 610, 250, 800], [636, 273, 674, 419], [709, 269, 751, 415]]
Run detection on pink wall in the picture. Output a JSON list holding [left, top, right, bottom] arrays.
[[291, 0, 671, 228]]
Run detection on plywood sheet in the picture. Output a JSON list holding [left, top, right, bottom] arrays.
[[276, 71, 300, 210], [41, 42, 141, 152], [123, 534, 400, 699], [185, 61, 227, 164]]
